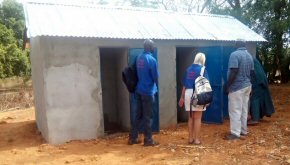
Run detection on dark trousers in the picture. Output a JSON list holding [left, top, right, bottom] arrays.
[[129, 93, 154, 143]]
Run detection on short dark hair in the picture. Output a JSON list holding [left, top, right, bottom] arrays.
[[235, 39, 246, 47], [144, 39, 154, 52]]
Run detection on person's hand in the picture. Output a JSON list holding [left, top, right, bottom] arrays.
[[250, 88, 253, 96], [178, 98, 184, 108]]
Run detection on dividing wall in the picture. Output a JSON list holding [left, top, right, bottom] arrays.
[[100, 48, 130, 134]]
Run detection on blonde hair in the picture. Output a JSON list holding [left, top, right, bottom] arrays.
[[193, 52, 206, 66]]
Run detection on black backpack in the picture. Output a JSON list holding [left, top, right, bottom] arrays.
[[122, 57, 138, 93]]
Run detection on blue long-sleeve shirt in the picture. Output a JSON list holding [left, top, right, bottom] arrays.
[[136, 51, 159, 96], [182, 64, 209, 90]]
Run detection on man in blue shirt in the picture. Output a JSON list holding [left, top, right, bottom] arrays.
[[128, 39, 159, 146], [225, 39, 254, 140]]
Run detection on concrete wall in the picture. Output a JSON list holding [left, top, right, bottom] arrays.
[[157, 46, 177, 128], [246, 42, 257, 57], [116, 49, 131, 130], [30, 37, 49, 139], [32, 37, 104, 144]]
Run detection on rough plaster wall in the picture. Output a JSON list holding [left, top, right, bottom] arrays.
[[116, 49, 130, 130], [157, 46, 177, 128], [30, 37, 49, 140], [42, 37, 103, 144], [246, 43, 257, 57]]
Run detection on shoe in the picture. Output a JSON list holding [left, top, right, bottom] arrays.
[[224, 134, 240, 140], [247, 120, 259, 126], [239, 133, 247, 140], [240, 132, 247, 136], [144, 140, 159, 147], [128, 139, 141, 145]]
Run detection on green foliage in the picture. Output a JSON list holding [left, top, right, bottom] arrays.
[[243, 0, 290, 83], [0, 45, 6, 78], [0, 22, 15, 46], [0, 0, 30, 79], [0, 0, 25, 48]]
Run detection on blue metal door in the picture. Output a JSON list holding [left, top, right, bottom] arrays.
[[198, 46, 223, 124], [128, 48, 159, 132]]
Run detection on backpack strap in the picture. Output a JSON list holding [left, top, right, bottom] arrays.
[[190, 99, 192, 117], [190, 66, 205, 116], [190, 87, 194, 117], [200, 66, 205, 76]]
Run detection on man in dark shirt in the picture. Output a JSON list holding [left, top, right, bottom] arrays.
[[128, 39, 159, 146]]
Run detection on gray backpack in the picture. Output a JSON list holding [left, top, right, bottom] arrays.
[[190, 67, 213, 115]]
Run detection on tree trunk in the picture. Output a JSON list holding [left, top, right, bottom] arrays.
[[271, 0, 286, 82]]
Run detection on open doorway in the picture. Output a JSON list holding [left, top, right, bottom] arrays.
[[100, 48, 130, 134], [176, 47, 197, 123]]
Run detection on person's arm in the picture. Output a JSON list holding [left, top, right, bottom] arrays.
[[178, 86, 186, 108], [150, 58, 159, 84], [250, 70, 255, 85], [225, 68, 239, 95], [179, 70, 188, 108], [250, 57, 255, 85], [225, 53, 239, 95], [250, 57, 255, 95]]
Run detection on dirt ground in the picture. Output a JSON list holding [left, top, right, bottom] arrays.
[[0, 85, 289, 165]]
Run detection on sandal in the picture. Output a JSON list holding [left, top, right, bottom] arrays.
[[188, 140, 194, 144], [193, 140, 202, 145], [247, 120, 259, 126]]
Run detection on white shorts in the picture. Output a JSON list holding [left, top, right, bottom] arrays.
[[184, 89, 206, 112]]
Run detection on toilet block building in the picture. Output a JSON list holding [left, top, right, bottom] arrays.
[[23, 2, 266, 144]]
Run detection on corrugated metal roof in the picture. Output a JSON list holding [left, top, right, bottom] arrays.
[[23, 2, 266, 42]]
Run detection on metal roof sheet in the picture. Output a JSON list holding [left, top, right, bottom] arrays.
[[23, 2, 266, 42]]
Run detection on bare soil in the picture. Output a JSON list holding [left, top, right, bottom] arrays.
[[0, 85, 289, 165]]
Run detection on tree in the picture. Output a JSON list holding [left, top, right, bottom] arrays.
[[0, 0, 25, 48], [244, 0, 290, 83], [0, 0, 30, 79], [98, 0, 215, 13], [0, 23, 30, 78]]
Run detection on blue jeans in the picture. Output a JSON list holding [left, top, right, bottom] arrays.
[[129, 93, 154, 143]]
